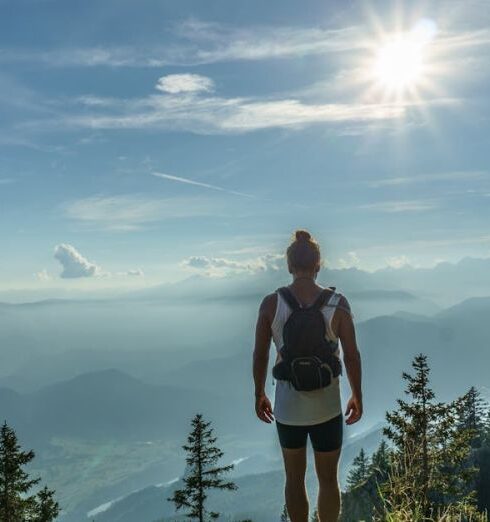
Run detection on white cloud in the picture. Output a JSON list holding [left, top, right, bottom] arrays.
[[367, 170, 487, 188], [385, 255, 411, 269], [34, 269, 51, 281], [358, 199, 439, 213], [181, 253, 284, 276], [337, 251, 361, 269], [63, 194, 227, 231], [54, 244, 101, 279], [155, 74, 214, 94], [48, 93, 407, 135], [2, 18, 489, 69], [117, 269, 144, 277]]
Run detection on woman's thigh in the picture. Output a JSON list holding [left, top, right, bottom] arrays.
[[275, 420, 308, 449], [307, 413, 343, 453]]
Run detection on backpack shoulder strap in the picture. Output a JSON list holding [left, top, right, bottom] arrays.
[[311, 288, 334, 311], [277, 287, 301, 311]]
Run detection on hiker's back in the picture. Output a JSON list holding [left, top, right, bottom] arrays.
[[270, 286, 348, 425]]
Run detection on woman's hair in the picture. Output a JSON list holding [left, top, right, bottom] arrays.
[[286, 229, 321, 273]]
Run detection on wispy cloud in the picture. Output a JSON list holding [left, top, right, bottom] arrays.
[[62, 194, 229, 231], [2, 19, 490, 69], [33, 88, 408, 135], [0, 23, 363, 68], [151, 171, 255, 198], [367, 170, 487, 188], [155, 74, 214, 94], [358, 199, 439, 212]]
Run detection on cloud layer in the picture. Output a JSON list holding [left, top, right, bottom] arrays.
[[181, 253, 284, 276]]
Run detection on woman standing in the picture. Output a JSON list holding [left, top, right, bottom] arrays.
[[253, 229, 362, 522]]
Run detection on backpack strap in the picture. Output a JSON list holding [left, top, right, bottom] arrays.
[[310, 288, 333, 310], [277, 286, 335, 311], [277, 287, 301, 311]]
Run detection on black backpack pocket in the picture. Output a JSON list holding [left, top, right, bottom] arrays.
[[290, 356, 332, 391]]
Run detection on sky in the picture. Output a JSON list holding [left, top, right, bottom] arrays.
[[1, 0, 489, 293]]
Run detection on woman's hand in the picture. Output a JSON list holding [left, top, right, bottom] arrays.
[[255, 393, 274, 423], [344, 395, 363, 425]]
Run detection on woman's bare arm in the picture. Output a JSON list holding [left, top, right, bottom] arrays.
[[337, 295, 363, 423], [252, 294, 275, 423], [253, 295, 273, 397]]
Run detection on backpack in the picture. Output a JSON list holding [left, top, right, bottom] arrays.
[[271, 286, 342, 392]]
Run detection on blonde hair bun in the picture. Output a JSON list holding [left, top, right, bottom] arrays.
[[295, 229, 311, 242]]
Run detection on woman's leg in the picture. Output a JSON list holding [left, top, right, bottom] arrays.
[[276, 421, 309, 522], [309, 415, 343, 521], [281, 445, 309, 522], [313, 447, 341, 522]]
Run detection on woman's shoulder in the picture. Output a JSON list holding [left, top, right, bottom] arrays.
[[258, 292, 278, 323], [334, 291, 354, 318]]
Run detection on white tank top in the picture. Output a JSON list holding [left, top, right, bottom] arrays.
[[271, 288, 344, 425]]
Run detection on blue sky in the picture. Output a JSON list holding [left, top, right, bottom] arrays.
[[1, 0, 489, 292]]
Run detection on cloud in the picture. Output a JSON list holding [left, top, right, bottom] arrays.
[[181, 253, 284, 276], [0, 23, 363, 68], [358, 199, 439, 213], [62, 194, 227, 231], [42, 91, 407, 135], [54, 244, 101, 279], [367, 170, 487, 187], [117, 269, 144, 277], [34, 269, 51, 281], [337, 251, 361, 268], [151, 171, 254, 198], [385, 255, 411, 269], [155, 74, 214, 94], [53, 244, 144, 279], [2, 17, 489, 69]]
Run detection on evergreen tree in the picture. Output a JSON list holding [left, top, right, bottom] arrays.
[[381, 354, 480, 519], [310, 507, 318, 521], [368, 440, 390, 483], [167, 413, 238, 521], [1, 421, 39, 522], [346, 448, 370, 489], [0, 421, 59, 522], [34, 486, 60, 522], [456, 387, 488, 449], [280, 502, 289, 521]]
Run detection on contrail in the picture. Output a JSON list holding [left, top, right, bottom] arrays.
[[151, 171, 255, 199]]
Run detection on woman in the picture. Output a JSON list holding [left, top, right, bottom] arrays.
[[253, 229, 362, 522]]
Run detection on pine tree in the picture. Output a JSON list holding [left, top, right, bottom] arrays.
[[346, 448, 370, 489], [456, 386, 488, 449], [0, 421, 59, 522], [167, 413, 238, 521], [280, 502, 289, 521], [34, 486, 60, 522], [368, 440, 390, 482], [381, 354, 480, 518]]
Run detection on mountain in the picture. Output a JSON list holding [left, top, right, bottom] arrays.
[[86, 422, 385, 522], [0, 369, 234, 445]]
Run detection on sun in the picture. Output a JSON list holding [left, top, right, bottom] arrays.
[[374, 37, 424, 90], [369, 19, 437, 98]]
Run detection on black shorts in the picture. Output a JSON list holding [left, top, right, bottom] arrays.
[[275, 413, 343, 452]]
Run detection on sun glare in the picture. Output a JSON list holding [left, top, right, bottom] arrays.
[[370, 19, 437, 98], [374, 38, 424, 89]]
